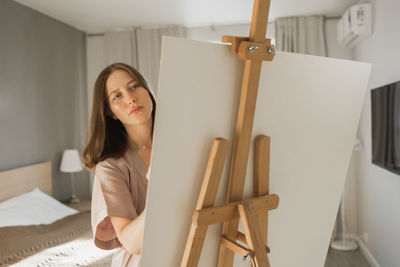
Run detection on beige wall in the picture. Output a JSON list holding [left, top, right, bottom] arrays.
[[353, 1, 400, 266]]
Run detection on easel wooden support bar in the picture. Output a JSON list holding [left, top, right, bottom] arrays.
[[220, 236, 252, 257], [193, 194, 279, 227], [222, 36, 275, 61], [218, 0, 274, 266], [236, 232, 271, 253]]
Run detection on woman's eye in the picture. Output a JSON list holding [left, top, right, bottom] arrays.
[[130, 84, 139, 90], [113, 94, 121, 101]]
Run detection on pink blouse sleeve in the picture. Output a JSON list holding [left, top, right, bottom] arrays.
[[91, 160, 138, 250]]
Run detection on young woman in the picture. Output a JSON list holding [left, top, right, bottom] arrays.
[[83, 62, 156, 266]]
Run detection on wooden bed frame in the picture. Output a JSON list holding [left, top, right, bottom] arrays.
[[0, 161, 52, 202]]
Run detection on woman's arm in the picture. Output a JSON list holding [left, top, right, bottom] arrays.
[[110, 209, 146, 254]]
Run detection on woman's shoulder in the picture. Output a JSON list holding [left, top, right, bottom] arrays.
[[95, 148, 136, 176]]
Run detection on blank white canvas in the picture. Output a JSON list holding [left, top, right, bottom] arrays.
[[141, 37, 371, 267]]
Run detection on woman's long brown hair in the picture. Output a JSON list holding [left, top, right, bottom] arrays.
[[83, 63, 157, 171]]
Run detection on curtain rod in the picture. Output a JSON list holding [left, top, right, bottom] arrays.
[[87, 16, 341, 37], [87, 33, 104, 37], [87, 24, 183, 37], [87, 22, 271, 37], [324, 16, 341, 20]]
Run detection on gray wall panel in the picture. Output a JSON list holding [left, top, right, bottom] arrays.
[[0, 0, 89, 201]]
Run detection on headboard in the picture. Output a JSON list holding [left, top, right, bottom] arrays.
[[0, 161, 52, 202]]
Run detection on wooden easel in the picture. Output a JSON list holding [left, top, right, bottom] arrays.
[[181, 0, 278, 266]]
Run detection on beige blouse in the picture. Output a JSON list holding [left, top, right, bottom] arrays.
[[91, 146, 148, 267]]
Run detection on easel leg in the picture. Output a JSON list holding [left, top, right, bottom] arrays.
[[181, 138, 230, 267], [181, 223, 208, 267], [238, 203, 270, 267], [254, 135, 270, 246]]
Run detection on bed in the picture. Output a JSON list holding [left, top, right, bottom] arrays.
[[0, 161, 114, 266]]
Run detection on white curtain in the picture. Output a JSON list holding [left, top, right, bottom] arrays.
[[275, 15, 326, 56], [136, 26, 185, 96], [105, 30, 138, 68], [104, 26, 185, 96]]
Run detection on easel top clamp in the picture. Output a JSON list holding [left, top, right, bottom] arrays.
[[181, 1, 279, 267]]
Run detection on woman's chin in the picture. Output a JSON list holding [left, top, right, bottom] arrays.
[[124, 117, 148, 126]]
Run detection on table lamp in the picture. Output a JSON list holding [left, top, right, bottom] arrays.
[[60, 149, 83, 204]]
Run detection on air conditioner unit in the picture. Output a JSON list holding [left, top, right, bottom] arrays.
[[337, 3, 372, 48]]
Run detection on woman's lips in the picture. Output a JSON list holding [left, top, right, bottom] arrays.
[[130, 106, 143, 114]]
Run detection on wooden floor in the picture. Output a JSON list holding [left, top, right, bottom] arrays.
[[91, 247, 371, 266], [324, 247, 371, 267]]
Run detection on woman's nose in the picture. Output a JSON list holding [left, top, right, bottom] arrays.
[[127, 94, 136, 105]]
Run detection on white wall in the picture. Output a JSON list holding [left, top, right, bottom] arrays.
[[325, 19, 353, 60], [186, 22, 275, 43], [353, 1, 400, 267]]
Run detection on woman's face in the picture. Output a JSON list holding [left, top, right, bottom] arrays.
[[106, 69, 153, 126]]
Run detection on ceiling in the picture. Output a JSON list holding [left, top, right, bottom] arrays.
[[14, 0, 358, 34]]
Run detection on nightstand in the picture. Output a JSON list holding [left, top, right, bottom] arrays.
[[67, 200, 91, 212]]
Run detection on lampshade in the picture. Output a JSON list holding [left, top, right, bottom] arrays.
[[60, 149, 83, 173]]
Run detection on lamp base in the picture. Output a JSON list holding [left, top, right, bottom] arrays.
[[69, 173, 80, 204], [69, 195, 80, 204], [330, 235, 359, 251]]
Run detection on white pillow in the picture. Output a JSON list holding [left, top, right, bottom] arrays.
[[0, 187, 78, 227]]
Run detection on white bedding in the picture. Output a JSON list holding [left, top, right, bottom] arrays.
[[0, 187, 78, 227], [11, 230, 114, 267]]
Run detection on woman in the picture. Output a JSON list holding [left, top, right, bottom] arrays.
[[83, 62, 156, 266]]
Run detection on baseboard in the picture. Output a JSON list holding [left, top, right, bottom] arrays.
[[349, 234, 381, 267]]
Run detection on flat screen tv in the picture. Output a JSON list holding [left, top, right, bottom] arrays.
[[371, 80, 400, 175]]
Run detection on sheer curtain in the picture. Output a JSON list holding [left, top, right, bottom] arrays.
[[105, 30, 138, 68], [136, 26, 185, 96], [104, 26, 185, 96], [275, 15, 326, 56]]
